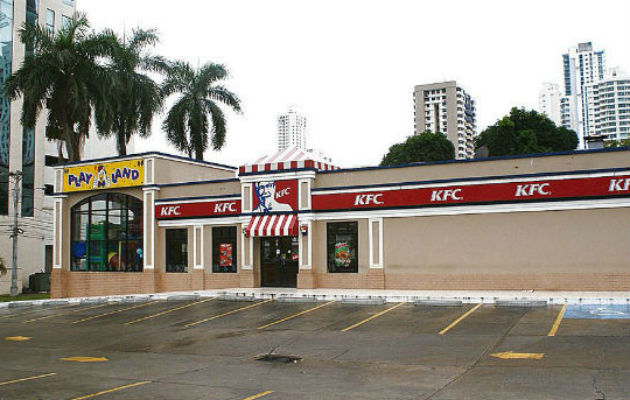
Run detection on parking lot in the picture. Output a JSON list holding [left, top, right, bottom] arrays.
[[1, 297, 629, 400]]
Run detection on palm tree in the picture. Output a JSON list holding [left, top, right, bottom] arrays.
[[96, 29, 164, 156], [3, 14, 116, 162], [161, 61, 241, 160]]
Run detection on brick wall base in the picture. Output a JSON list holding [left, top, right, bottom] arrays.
[[50, 270, 630, 298], [204, 273, 240, 289], [52, 270, 155, 298], [297, 269, 315, 289]]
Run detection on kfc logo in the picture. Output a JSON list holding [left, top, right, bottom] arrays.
[[430, 189, 463, 202], [214, 202, 237, 213], [160, 206, 181, 217], [253, 180, 297, 213], [608, 178, 630, 192], [354, 193, 384, 206], [514, 183, 551, 197]]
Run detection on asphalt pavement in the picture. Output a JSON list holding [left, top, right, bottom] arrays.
[[0, 298, 628, 399]]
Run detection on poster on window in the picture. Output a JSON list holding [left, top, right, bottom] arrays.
[[252, 179, 298, 213], [219, 243, 233, 267], [334, 241, 351, 267]]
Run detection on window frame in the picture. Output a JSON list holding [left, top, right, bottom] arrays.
[[70, 193, 143, 272]]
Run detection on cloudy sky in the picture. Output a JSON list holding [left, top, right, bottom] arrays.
[[80, 0, 630, 168]]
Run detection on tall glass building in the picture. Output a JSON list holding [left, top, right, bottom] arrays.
[[0, 0, 76, 295]]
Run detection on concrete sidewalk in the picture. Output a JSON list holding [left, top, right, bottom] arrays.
[[2, 288, 628, 308]]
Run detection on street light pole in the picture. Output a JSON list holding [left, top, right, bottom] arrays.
[[9, 171, 22, 297]]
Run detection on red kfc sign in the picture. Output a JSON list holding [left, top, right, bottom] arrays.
[[312, 174, 630, 211], [155, 198, 241, 219], [252, 179, 298, 213]]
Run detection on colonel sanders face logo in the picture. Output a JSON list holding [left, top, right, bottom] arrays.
[[253, 181, 294, 213], [93, 166, 110, 189]]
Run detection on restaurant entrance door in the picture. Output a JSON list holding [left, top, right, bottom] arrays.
[[260, 237, 298, 288]]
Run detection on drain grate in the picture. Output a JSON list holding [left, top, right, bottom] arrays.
[[254, 353, 302, 364]]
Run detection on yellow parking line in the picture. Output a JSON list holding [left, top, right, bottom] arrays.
[[242, 390, 274, 400], [257, 300, 337, 330], [124, 297, 216, 325], [0, 372, 56, 387], [68, 380, 151, 400], [548, 303, 567, 337], [186, 299, 272, 328], [341, 301, 406, 332], [71, 301, 160, 324], [438, 303, 482, 335], [25, 303, 110, 323]]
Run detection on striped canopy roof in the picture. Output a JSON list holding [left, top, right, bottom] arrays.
[[239, 146, 338, 174]]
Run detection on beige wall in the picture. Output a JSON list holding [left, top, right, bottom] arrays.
[[152, 158, 235, 186], [314, 150, 629, 189], [158, 180, 240, 199], [381, 208, 629, 290]]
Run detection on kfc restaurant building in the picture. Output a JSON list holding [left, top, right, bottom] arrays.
[[50, 147, 630, 298]]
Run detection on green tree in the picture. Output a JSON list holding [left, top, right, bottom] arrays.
[[96, 29, 165, 156], [3, 14, 116, 162], [161, 61, 241, 160], [380, 131, 455, 166], [475, 107, 578, 157], [604, 138, 630, 148]]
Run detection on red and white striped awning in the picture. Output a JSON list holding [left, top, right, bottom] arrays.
[[245, 214, 298, 237], [239, 146, 339, 174]]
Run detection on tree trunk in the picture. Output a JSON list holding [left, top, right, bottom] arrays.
[[62, 125, 79, 162], [117, 131, 127, 156], [194, 147, 204, 161]]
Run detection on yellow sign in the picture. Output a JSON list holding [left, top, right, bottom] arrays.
[[63, 159, 144, 192], [490, 351, 545, 360]]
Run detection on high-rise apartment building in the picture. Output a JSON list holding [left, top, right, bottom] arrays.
[[277, 107, 307, 151], [413, 81, 476, 159], [0, 0, 76, 294], [540, 42, 629, 148], [539, 83, 563, 126], [584, 68, 630, 141], [561, 42, 607, 148]]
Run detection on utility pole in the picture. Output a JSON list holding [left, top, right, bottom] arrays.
[[8, 171, 22, 297]]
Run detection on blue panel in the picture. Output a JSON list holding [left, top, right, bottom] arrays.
[[564, 304, 630, 319]]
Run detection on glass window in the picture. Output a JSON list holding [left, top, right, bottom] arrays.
[[45, 8, 54, 32], [212, 226, 237, 273], [61, 14, 71, 28], [327, 222, 358, 273], [70, 193, 143, 272], [166, 229, 188, 273]]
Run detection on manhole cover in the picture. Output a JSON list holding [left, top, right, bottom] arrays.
[[254, 354, 302, 364]]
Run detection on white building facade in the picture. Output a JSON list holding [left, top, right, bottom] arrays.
[[539, 82, 563, 126], [584, 69, 630, 142], [0, 0, 77, 294], [413, 81, 477, 160], [277, 106, 332, 163], [560, 42, 606, 148], [277, 107, 307, 151]]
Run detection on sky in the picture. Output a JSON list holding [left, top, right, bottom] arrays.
[[80, 0, 630, 168]]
